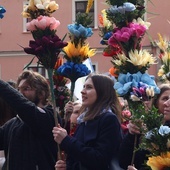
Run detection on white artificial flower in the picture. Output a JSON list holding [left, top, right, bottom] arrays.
[[158, 125, 170, 136]]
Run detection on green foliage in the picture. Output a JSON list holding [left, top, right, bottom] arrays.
[[128, 101, 164, 133], [75, 12, 93, 27], [105, 0, 145, 27], [143, 106, 163, 131]]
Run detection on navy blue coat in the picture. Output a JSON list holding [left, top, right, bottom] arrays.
[[0, 80, 58, 170], [60, 111, 122, 170]]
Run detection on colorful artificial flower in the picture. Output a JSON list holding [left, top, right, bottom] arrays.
[[22, 0, 68, 134], [111, 49, 156, 74], [63, 42, 96, 63], [26, 15, 60, 32], [105, 0, 145, 28], [99, 9, 112, 29], [114, 71, 160, 97], [57, 61, 91, 82], [57, 0, 95, 101], [0, 5, 6, 19], [109, 67, 119, 78], [24, 35, 67, 69], [147, 152, 170, 170], [156, 33, 170, 82], [22, 0, 59, 19]]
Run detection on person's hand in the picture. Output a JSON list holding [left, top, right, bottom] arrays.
[[55, 160, 66, 170], [127, 120, 141, 135], [127, 165, 137, 170], [53, 124, 68, 144], [64, 101, 73, 117]]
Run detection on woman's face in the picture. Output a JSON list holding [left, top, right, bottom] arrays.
[[157, 90, 170, 114], [81, 78, 97, 108], [163, 98, 170, 122]]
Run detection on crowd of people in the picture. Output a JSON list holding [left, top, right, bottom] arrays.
[[0, 70, 170, 170]]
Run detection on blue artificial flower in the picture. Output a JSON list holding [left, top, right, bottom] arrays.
[[0, 6, 6, 19], [145, 129, 155, 140], [57, 61, 91, 82], [159, 125, 170, 136], [68, 24, 93, 38], [123, 2, 136, 12], [107, 5, 118, 14], [114, 71, 160, 96], [108, 2, 135, 15], [100, 32, 112, 45]]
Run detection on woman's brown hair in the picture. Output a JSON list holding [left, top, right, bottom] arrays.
[[17, 70, 50, 105], [82, 74, 121, 122]]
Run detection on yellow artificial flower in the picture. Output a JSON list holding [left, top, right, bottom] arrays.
[[46, 1, 59, 13], [86, 0, 94, 13], [162, 51, 170, 65], [133, 17, 151, 29], [111, 53, 127, 66], [158, 67, 165, 77], [127, 49, 156, 67], [63, 42, 96, 62], [147, 152, 170, 170], [156, 33, 169, 52], [101, 9, 112, 28], [22, 11, 31, 18], [22, 0, 59, 18], [29, 0, 37, 10]]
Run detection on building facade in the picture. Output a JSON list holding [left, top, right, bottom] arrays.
[[0, 0, 170, 81]]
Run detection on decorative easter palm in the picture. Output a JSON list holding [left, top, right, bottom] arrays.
[[22, 0, 68, 160], [57, 0, 96, 101], [100, 0, 161, 167]]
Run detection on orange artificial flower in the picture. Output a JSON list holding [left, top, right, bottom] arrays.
[[109, 67, 119, 78]]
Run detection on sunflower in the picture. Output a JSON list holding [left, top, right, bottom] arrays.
[[147, 152, 170, 170]]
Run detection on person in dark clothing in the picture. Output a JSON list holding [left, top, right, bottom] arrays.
[[119, 84, 170, 170], [0, 70, 59, 170], [53, 74, 123, 170]]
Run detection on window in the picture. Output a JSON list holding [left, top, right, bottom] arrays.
[[23, 0, 31, 32], [73, 0, 97, 29]]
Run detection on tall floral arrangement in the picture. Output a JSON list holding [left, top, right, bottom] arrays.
[[100, 0, 161, 166], [22, 0, 68, 159], [0, 5, 6, 19], [22, 0, 68, 125], [155, 33, 170, 82], [57, 0, 96, 101]]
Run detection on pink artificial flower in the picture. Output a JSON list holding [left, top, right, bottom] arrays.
[[109, 27, 133, 43], [129, 23, 146, 38], [26, 15, 60, 31]]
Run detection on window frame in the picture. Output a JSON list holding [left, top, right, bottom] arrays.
[[72, 0, 97, 29], [22, 0, 31, 32], [26, 65, 49, 78]]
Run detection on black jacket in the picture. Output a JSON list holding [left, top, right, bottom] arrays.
[[60, 111, 123, 170], [118, 133, 150, 170], [0, 80, 58, 170]]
